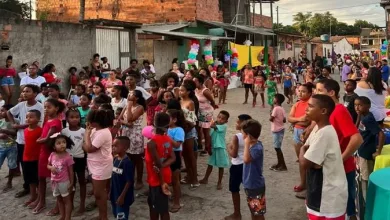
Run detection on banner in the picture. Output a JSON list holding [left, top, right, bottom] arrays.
[[250, 46, 264, 67], [229, 42, 249, 70]]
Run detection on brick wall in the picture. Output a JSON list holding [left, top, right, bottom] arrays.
[[196, 0, 223, 22], [251, 13, 272, 29]]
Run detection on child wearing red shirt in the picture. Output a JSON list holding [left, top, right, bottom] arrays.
[[145, 112, 175, 220]]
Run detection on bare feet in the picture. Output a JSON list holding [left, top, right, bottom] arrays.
[[224, 213, 242, 220], [242, 102, 247, 104], [217, 183, 222, 190], [135, 182, 144, 190], [199, 179, 208, 184], [73, 207, 85, 217]]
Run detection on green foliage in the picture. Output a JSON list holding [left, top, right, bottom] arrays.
[[0, 0, 31, 19], [273, 23, 300, 35]]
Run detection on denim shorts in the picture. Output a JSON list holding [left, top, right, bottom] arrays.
[[185, 127, 197, 140], [272, 129, 285, 149], [101, 72, 109, 79], [0, 145, 18, 169], [1, 77, 15, 86], [293, 127, 304, 144]]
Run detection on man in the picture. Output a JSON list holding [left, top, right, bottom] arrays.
[[381, 59, 389, 85], [314, 66, 332, 82], [341, 59, 352, 82], [122, 59, 141, 84], [20, 64, 46, 87]]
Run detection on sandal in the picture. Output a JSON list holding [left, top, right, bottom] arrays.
[[46, 208, 59, 216], [293, 185, 305, 192], [32, 206, 46, 215]]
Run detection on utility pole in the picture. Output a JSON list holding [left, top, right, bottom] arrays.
[[276, 6, 279, 28], [29, 0, 32, 20]]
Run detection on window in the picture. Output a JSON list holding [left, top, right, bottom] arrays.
[[279, 42, 285, 51]]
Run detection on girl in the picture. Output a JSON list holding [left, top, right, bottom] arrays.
[[91, 53, 101, 75], [171, 63, 184, 80], [155, 90, 175, 114], [179, 80, 199, 188], [159, 72, 180, 98], [92, 82, 105, 99], [216, 65, 227, 104], [62, 109, 86, 215], [48, 84, 68, 128], [242, 64, 256, 105], [32, 98, 65, 215], [102, 71, 122, 94], [265, 74, 278, 111], [101, 57, 111, 79], [77, 94, 91, 128], [47, 134, 74, 220], [110, 85, 127, 113], [69, 84, 86, 107], [146, 80, 159, 125], [69, 67, 78, 90], [18, 63, 28, 79], [0, 56, 16, 104], [42, 64, 59, 84], [254, 71, 266, 108], [83, 109, 115, 220], [120, 90, 145, 190], [166, 109, 185, 213]]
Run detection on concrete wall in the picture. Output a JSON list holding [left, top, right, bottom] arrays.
[[0, 17, 95, 93]]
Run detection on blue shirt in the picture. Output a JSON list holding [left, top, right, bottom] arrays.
[[243, 141, 265, 189], [358, 112, 381, 160], [110, 156, 134, 207], [382, 65, 389, 82], [283, 73, 292, 88], [168, 127, 185, 151]]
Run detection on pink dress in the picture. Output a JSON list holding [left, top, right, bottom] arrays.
[[87, 128, 113, 180], [196, 87, 214, 128], [38, 119, 62, 178]]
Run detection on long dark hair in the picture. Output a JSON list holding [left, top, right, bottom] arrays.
[[133, 90, 146, 109], [367, 67, 385, 95], [181, 79, 199, 116], [42, 63, 55, 73]]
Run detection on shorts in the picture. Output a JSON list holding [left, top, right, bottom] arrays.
[[229, 164, 243, 193], [170, 151, 182, 171], [0, 145, 17, 169], [148, 186, 169, 214], [73, 157, 86, 174], [307, 206, 346, 220], [293, 127, 304, 144], [111, 201, 130, 219], [87, 159, 113, 180], [245, 187, 266, 216], [101, 72, 109, 79], [358, 157, 374, 181], [272, 129, 284, 149], [185, 127, 197, 140], [23, 160, 38, 185], [283, 87, 292, 96], [52, 180, 71, 197], [244, 83, 253, 89], [1, 77, 15, 86]]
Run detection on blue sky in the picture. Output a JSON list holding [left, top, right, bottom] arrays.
[[257, 0, 385, 27]]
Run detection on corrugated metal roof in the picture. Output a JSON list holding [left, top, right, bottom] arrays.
[[142, 29, 233, 40], [140, 23, 189, 32], [197, 20, 275, 36]]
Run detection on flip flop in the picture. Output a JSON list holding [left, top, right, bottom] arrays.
[[27, 202, 38, 209], [293, 185, 305, 192], [32, 206, 46, 215]]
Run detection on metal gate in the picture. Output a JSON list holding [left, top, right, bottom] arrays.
[[96, 28, 131, 70]]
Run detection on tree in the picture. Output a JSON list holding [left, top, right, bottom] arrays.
[[0, 0, 31, 19], [273, 23, 300, 34], [308, 12, 338, 37], [354, 19, 378, 29], [292, 12, 312, 37]]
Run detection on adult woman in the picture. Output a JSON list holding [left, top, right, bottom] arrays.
[[102, 71, 122, 94], [0, 56, 16, 104], [355, 67, 387, 123], [171, 63, 184, 81], [303, 65, 314, 83], [194, 75, 217, 157], [42, 63, 58, 84], [360, 61, 370, 80], [91, 53, 101, 74], [199, 68, 213, 92], [288, 83, 313, 192], [184, 70, 196, 81], [159, 72, 180, 98], [242, 64, 256, 104]]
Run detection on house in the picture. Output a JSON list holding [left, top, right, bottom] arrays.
[[308, 36, 360, 60], [360, 28, 386, 52], [275, 31, 304, 60]]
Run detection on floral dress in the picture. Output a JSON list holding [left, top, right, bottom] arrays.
[[266, 80, 277, 106], [195, 87, 214, 128], [121, 105, 144, 154]]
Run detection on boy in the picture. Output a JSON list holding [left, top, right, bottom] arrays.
[[69, 84, 86, 107], [300, 94, 347, 220], [145, 112, 175, 220], [308, 79, 362, 219], [7, 84, 44, 198], [354, 96, 384, 200], [225, 114, 252, 220], [0, 104, 17, 192], [343, 79, 358, 123], [77, 94, 91, 128], [270, 94, 287, 171], [36, 82, 49, 104], [111, 136, 134, 220], [242, 119, 265, 220], [23, 110, 42, 207]]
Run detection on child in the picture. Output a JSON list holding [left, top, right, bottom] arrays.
[[270, 94, 287, 171], [146, 80, 159, 126], [110, 85, 127, 113], [0, 104, 17, 192], [47, 134, 74, 220], [101, 57, 111, 79], [62, 109, 86, 215], [199, 110, 230, 190], [225, 114, 252, 220], [33, 98, 65, 215], [36, 83, 49, 104], [48, 84, 68, 127], [166, 109, 185, 213], [110, 136, 135, 220], [265, 74, 278, 111], [295, 82, 301, 102], [145, 112, 175, 220], [254, 72, 266, 108], [83, 108, 115, 220], [77, 94, 91, 128], [299, 94, 348, 220], [354, 96, 384, 201], [241, 119, 266, 220], [23, 110, 42, 206], [18, 63, 28, 79], [69, 67, 78, 90], [92, 82, 105, 99], [69, 84, 86, 107], [343, 79, 359, 123]]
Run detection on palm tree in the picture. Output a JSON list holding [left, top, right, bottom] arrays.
[[293, 12, 312, 37]]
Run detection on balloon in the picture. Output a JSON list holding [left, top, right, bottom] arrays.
[[384, 40, 388, 45], [142, 126, 154, 139]]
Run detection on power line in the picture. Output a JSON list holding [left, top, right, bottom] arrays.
[[278, 2, 379, 14]]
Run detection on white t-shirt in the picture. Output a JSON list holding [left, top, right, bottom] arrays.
[[231, 133, 244, 165], [9, 101, 44, 144], [134, 86, 151, 100], [111, 98, 127, 113], [62, 127, 85, 158], [18, 71, 28, 79], [20, 75, 46, 87], [304, 125, 347, 216], [326, 58, 332, 66]]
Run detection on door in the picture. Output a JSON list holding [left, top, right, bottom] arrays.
[[153, 41, 178, 78]]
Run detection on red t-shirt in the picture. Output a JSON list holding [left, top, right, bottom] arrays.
[[330, 104, 358, 173], [23, 127, 43, 161], [43, 73, 55, 84], [0, 67, 16, 77], [145, 134, 173, 187], [294, 100, 309, 129]]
